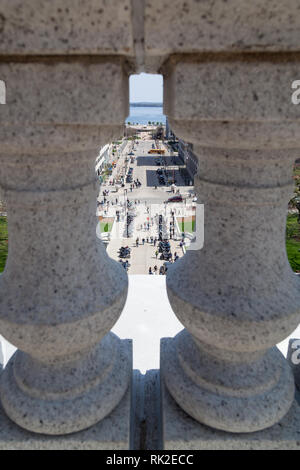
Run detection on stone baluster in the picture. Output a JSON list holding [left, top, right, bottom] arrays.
[[0, 59, 132, 436], [161, 57, 300, 434]]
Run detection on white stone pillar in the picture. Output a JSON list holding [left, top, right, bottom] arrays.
[[0, 59, 132, 436], [161, 58, 300, 434]]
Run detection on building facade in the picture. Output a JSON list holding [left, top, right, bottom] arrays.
[[177, 139, 198, 185]]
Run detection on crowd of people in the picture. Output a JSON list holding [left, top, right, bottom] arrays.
[[149, 265, 168, 275]]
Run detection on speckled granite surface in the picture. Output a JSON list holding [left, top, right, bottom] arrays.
[[161, 358, 300, 450], [0, 340, 132, 450]]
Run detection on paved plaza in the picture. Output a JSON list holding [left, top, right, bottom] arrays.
[[98, 136, 196, 274]]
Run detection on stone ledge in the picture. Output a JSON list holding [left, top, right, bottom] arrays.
[[0, 0, 134, 56], [145, 0, 300, 59], [162, 382, 300, 450]]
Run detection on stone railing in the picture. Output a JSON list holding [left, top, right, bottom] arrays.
[[0, 0, 299, 450]]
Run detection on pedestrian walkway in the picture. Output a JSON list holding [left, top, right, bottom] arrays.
[[98, 137, 197, 274], [122, 239, 184, 275]]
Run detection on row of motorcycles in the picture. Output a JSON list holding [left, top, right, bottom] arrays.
[[157, 215, 172, 260], [158, 214, 168, 241], [158, 240, 172, 261], [118, 246, 131, 259], [158, 214, 163, 241], [125, 200, 136, 237], [118, 246, 131, 271]]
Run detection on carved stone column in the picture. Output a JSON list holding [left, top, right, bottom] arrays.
[[0, 59, 132, 436], [161, 57, 300, 437]]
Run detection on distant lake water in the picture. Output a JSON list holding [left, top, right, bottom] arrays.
[[126, 106, 166, 125]]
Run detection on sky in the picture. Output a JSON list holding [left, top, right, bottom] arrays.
[[129, 73, 163, 103]]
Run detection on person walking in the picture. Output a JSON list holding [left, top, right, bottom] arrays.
[[149, 267, 153, 275], [155, 250, 158, 259], [154, 265, 158, 274], [136, 237, 139, 247], [142, 238, 145, 245]]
